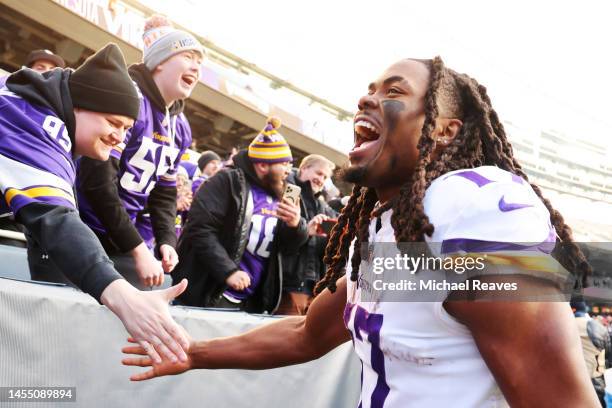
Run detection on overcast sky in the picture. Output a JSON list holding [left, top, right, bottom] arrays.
[[143, 0, 612, 151]]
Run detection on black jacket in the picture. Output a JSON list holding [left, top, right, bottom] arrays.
[[172, 151, 309, 313], [282, 171, 337, 293]]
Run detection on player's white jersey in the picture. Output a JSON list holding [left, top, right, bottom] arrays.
[[344, 166, 557, 408]]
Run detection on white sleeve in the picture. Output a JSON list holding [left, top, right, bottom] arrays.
[[424, 167, 554, 252], [423, 167, 573, 290]]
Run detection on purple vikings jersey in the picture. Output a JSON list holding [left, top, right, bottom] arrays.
[[135, 161, 192, 250], [135, 213, 155, 249], [0, 85, 76, 217], [135, 212, 184, 251], [225, 184, 279, 300], [77, 84, 192, 236]]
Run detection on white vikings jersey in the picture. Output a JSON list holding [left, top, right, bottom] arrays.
[[344, 166, 557, 408]]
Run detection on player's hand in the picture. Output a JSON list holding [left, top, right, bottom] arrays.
[[275, 198, 301, 228], [159, 244, 179, 273], [225, 270, 251, 291], [122, 329, 193, 381], [132, 242, 164, 287], [101, 279, 190, 365], [307, 214, 329, 237]]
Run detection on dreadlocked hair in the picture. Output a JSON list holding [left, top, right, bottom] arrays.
[[315, 56, 591, 295], [349, 188, 379, 283], [314, 185, 362, 294]]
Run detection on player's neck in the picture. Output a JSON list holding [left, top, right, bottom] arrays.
[[375, 186, 400, 206]]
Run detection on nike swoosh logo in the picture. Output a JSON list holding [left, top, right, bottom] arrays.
[[498, 196, 533, 212], [445, 170, 494, 188]]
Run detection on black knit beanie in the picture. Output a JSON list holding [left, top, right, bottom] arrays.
[[69, 43, 140, 120], [198, 150, 222, 171]]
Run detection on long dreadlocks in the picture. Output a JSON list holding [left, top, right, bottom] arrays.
[[315, 56, 590, 295]]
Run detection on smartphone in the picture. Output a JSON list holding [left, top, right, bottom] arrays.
[[317, 218, 337, 235], [282, 183, 301, 205]]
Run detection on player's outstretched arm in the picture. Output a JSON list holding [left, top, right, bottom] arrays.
[[122, 277, 351, 381], [445, 275, 600, 408]]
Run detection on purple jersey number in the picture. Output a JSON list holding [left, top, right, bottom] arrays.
[[346, 303, 390, 408]]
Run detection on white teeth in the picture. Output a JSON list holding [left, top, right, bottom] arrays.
[[354, 120, 380, 134]]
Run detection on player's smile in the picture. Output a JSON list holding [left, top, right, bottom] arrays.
[[341, 60, 431, 200], [349, 113, 383, 164]]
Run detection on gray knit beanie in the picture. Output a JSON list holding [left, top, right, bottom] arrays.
[[142, 15, 204, 71]]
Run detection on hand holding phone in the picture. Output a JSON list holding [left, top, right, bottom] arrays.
[[282, 183, 301, 205], [276, 184, 302, 228]]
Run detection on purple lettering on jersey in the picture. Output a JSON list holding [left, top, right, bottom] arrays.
[[225, 184, 279, 301], [444, 170, 493, 188], [498, 195, 533, 212], [352, 305, 390, 408]]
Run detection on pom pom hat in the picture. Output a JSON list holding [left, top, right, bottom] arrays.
[[248, 117, 293, 164], [142, 15, 204, 71]]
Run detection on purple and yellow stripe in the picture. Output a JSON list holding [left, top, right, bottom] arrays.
[[4, 185, 76, 212], [248, 116, 293, 163]]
